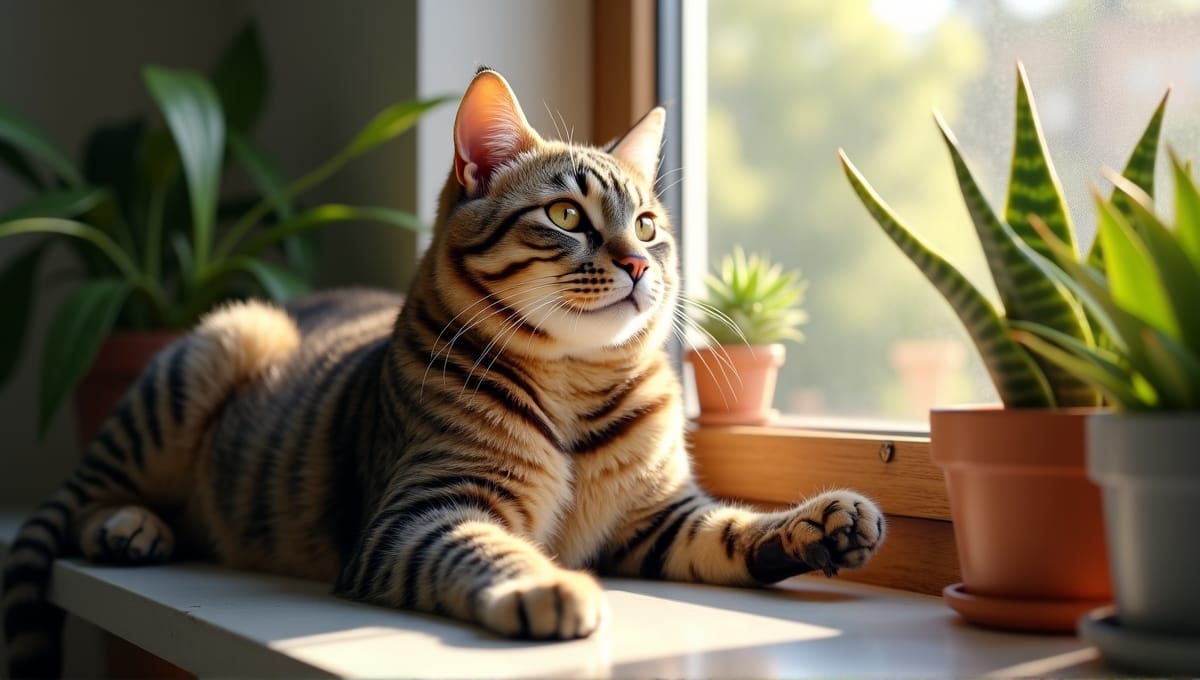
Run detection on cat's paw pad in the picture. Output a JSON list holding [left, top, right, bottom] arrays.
[[87, 506, 175, 565], [477, 569, 605, 640], [803, 490, 885, 572]]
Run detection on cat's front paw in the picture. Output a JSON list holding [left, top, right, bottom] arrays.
[[476, 569, 606, 640], [748, 490, 885, 583]]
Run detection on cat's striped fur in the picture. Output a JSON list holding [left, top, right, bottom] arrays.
[[3, 69, 884, 677]]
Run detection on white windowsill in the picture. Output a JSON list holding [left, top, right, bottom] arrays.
[[1, 513, 1111, 678]]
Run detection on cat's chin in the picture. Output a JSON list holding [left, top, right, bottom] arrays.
[[529, 297, 659, 356]]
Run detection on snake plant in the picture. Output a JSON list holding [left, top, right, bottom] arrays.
[[839, 62, 1168, 409]]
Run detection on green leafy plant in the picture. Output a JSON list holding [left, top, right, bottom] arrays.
[[1011, 154, 1200, 411], [696, 247, 809, 346], [839, 62, 1168, 409], [0, 23, 450, 435]]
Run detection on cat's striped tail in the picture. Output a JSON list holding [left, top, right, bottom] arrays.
[[3, 300, 301, 678]]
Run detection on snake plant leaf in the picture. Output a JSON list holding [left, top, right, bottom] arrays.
[[840, 149, 1055, 408], [1170, 149, 1200, 274], [38, 278, 135, 438], [0, 101, 84, 188], [1005, 62, 1075, 263], [1106, 170, 1200, 355], [0, 187, 108, 221], [238, 204, 427, 257], [1140, 327, 1200, 408], [1087, 88, 1170, 269], [143, 65, 225, 275], [0, 241, 48, 388], [934, 113, 1094, 406], [1011, 325, 1151, 410], [210, 22, 267, 134]]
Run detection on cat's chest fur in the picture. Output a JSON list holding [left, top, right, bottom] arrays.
[[518, 355, 686, 566]]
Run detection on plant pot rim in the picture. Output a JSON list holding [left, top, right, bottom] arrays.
[[930, 404, 1097, 470], [685, 343, 786, 364], [1088, 410, 1200, 480]]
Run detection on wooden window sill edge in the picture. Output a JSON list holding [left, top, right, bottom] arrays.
[[687, 422, 958, 595], [0, 513, 1108, 678]]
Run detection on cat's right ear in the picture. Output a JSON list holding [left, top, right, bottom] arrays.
[[454, 70, 542, 197]]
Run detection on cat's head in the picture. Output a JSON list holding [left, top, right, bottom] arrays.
[[430, 68, 677, 360]]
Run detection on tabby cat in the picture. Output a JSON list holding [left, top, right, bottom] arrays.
[[3, 68, 884, 677]]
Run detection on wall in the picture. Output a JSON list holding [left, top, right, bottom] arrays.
[[0, 0, 591, 508]]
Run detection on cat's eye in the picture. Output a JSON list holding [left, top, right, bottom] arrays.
[[547, 201, 582, 231], [635, 214, 656, 242]]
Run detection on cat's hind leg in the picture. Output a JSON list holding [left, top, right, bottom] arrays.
[[74, 504, 175, 565]]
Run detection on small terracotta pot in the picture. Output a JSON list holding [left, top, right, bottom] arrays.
[[931, 406, 1112, 632], [685, 344, 785, 426], [74, 330, 180, 445]]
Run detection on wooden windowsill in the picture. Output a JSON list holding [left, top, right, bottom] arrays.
[[0, 514, 1112, 678], [687, 423, 960, 596]]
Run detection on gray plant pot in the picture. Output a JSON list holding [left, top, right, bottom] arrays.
[[1087, 411, 1200, 635]]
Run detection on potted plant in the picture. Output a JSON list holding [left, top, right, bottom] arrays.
[[0, 23, 447, 442], [685, 247, 808, 425], [1010, 159, 1200, 672], [838, 62, 1170, 632]]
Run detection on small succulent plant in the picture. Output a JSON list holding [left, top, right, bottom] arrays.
[[696, 247, 809, 346]]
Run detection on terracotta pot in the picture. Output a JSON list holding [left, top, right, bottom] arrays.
[[74, 330, 179, 445], [930, 405, 1112, 632], [685, 344, 784, 426]]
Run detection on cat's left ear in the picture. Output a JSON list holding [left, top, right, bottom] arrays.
[[610, 107, 666, 183], [454, 69, 543, 197]]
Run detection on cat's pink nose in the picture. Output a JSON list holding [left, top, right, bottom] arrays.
[[614, 255, 649, 283]]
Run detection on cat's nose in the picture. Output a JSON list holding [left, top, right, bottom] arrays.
[[613, 255, 649, 284]]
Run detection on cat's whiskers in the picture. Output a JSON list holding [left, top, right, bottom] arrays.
[[462, 291, 565, 400], [670, 306, 742, 405], [422, 277, 562, 395]]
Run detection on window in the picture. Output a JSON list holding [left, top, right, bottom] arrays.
[[687, 0, 1200, 429]]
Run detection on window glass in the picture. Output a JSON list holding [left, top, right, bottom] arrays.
[[703, 0, 1200, 425]]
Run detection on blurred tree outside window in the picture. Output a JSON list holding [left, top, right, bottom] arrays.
[[704, 0, 1200, 427]]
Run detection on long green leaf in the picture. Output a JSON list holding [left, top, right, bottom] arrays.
[[0, 140, 44, 188], [236, 257, 310, 302], [1011, 327, 1150, 410], [0, 187, 108, 221], [38, 278, 134, 438], [345, 96, 453, 157], [840, 149, 1054, 407], [1170, 149, 1200, 274], [214, 95, 451, 261], [210, 22, 268, 133], [0, 217, 139, 279], [934, 114, 1094, 405], [237, 204, 427, 258], [143, 65, 225, 275], [1107, 171, 1200, 355], [0, 101, 83, 187], [0, 240, 48, 387], [1088, 88, 1170, 268], [1097, 188, 1181, 341], [1141, 327, 1200, 409], [228, 130, 293, 221], [1005, 62, 1076, 261]]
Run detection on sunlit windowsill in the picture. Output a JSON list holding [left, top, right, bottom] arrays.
[[0, 513, 1108, 678]]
